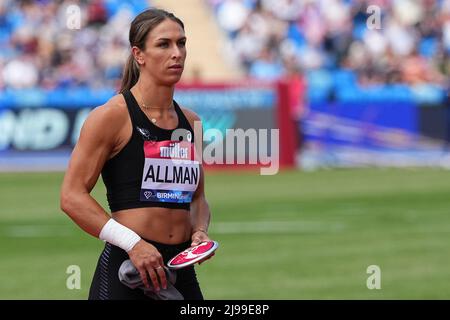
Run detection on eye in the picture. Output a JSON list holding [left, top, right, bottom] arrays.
[[178, 40, 186, 48], [158, 42, 169, 48]]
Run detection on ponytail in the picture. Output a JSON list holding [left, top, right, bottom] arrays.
[[119, 54, 140, 94]]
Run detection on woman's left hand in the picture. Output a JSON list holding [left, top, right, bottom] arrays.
[[191, 230, 215, 265], [191, 229, 209, 246]]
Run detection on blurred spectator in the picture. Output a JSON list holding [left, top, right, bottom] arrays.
[[283, 56, 307, 151], [216, 0, 249, 36], [87, 0, 108, 26], [445, 81, 450, 149], [249, 42, 284, 79], [211, 0, 449, 87], [0, 0, 448, 91], [2, 56, 38, 88], [0, 0, 135, 90]]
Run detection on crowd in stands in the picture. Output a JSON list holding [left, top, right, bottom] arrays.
[[0, 0, 147, 90], [209, 0, 449, 88], [0, 0, 448, 95]]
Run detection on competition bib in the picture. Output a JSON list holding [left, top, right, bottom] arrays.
[[140, 140, 200, 203]]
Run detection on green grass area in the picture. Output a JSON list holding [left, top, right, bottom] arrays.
[[1, 168, 450, 299]]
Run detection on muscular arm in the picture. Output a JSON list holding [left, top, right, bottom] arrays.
[[60, 101, 125, 237]]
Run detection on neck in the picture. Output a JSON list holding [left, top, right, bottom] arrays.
[[131, 78, 175, 110]]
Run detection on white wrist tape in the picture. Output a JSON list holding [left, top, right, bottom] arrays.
[[99, 219, 141, 252]]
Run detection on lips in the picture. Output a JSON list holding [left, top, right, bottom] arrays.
[[169, 64, 183, 69]]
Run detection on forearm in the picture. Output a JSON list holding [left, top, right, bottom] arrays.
[[190, 195, 211, 233], [61, 191, 111, 238]]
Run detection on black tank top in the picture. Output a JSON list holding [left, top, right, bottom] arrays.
[[101, 90, 199, 212]]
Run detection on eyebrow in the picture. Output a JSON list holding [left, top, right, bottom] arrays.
[[156, 37, 187, 41]]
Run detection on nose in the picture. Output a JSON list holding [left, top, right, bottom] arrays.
[[171, 44, 183, 60]]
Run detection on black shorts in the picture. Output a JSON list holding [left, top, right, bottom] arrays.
[[88, 239, 204, 300]]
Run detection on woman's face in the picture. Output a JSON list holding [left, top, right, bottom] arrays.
[[136, 19, 186, 85]]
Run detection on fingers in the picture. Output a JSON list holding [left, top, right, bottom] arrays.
[[158, 256, 167, 290], [145, 259, 167, 291], [128, 243, 168, 290], [191, 231, 211, 247], [191, 235, 202, 246], [156, 266, 167, 290], [138, 268, 150, 288], [137, 265, 167, 290], [147, 267, 161, 292], [191, 236, 209, 247]]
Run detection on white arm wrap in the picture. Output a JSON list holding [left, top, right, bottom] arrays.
[[99, 219, 141, 252]]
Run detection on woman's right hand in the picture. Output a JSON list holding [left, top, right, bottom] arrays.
[[127, 240, 167, 291]]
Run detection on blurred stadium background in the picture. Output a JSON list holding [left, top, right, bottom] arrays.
[[0, 0, 450, 299]]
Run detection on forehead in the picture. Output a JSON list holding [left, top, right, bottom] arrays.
[[147, 19, 185, 40]]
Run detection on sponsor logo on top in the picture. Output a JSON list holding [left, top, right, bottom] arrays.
[[160, 142, 189, 160]]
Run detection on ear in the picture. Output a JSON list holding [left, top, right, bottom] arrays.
[[131, 46, 145, 66]]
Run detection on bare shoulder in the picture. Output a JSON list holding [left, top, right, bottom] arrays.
[[89, 94, 128, 122], [82, 94, 128, 131], [79, 94, 129, 143]]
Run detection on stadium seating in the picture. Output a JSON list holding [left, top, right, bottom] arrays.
[[207, 0, 449, 104], [0, 0, 448, 105]]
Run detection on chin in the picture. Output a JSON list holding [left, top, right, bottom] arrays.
[[160, 75, 183, 86]]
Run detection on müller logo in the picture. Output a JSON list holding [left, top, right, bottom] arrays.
[[160, 143, 189, 159]]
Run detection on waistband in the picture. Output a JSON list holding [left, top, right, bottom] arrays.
[[105, 238, 191, 260], [141, 238, 191, 254]]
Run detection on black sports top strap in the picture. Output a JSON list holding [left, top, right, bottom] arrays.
[[122, 90, 141, 128]]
